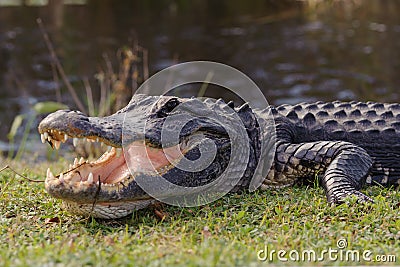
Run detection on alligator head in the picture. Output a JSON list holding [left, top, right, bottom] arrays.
[[38, 94, 271, 219]]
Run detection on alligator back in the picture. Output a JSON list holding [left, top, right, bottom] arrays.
[[274, 101, 400, 185]]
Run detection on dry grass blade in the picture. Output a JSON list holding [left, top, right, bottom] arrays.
[[36, 18, 87, 114], [0, 165, 45, 183]]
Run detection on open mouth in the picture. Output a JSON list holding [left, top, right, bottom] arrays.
[[40, 129, 185, 190]]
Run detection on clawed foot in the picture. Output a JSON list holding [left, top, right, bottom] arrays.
[[327, 190, 374, 204]]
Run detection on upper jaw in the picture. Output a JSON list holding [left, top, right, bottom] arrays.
[[38, 109, 124, 148]]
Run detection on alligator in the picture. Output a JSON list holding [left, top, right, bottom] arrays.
[[38, 94, 400, 219]]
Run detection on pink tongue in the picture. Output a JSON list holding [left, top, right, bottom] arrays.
[[125, 141, 182, 172], [92, 154, 127, 184], [96, 142, 182, 184], [104, 164, 131, 183]]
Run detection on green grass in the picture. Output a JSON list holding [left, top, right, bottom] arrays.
[[0, 158, 399, 266]]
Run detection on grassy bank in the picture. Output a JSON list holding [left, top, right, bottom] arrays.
[[0, 158, 398, 266]]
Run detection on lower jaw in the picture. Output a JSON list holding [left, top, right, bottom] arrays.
[[47, 141, 184, 188], [62, 198, 157, 219], [45, 141, 188, 219]]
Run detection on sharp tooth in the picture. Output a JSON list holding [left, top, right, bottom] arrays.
[[73, 138, 79, 147], [73, 158, 78, 166], [79, 157, 85, 164], [96, 137, 99, 143], [69, 164, 73, 169], [41, 134, 46, 143], [59, 173, 64, 182], [79, 181, 83, 186], [47, 168, 55, 179], [64, 134, 68, 142], [54, 140, 61, 149], [44, 132, 49, 139], [101, 142, 105, 147], [87, 172, 94, 183], [107, 146, 112, 151]]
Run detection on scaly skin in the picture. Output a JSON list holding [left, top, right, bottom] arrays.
[[38, 95, 400, 219]]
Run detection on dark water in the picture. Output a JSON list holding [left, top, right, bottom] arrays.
[[1, 0, 400, 153]]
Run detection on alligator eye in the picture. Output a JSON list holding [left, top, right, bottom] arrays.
[[163, 98, 180, 113], [156, 98, 181, 118]]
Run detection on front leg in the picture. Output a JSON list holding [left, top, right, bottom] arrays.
[[322, 142, 373, 203], [263, 141, 374, 203]]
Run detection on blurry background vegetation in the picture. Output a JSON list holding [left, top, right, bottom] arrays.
[[1, 0, 400, 160]]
